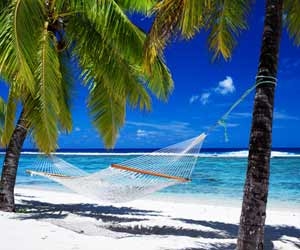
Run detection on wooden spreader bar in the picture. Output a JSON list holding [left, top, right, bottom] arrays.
[[111, 164, 190, 182]]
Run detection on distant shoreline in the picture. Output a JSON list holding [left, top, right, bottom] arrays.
[[1, 147, 300, 153], [1, 148, 300, 158]]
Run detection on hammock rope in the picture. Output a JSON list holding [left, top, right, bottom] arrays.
[[26, 76, 277, 203], [206, 75, 277, 141]]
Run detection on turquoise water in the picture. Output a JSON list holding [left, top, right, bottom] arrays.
[[0, 150, 299, 206]]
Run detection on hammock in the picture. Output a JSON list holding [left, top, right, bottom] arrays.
[[26, 75, 278, 203], [26, 133, 207, 203]]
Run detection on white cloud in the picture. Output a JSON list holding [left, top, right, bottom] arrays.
[[136, 129, 147, 137], [136, 129, 159, 139], [200, 92, 210, 105], [75, 127, 81, 132], [226, 123, 240, 128], [231, 112, 252, 118], [215, 76, 235, 95], [189, 76, 235, 105], [189, 95, 200, 104], [128, 121, 190, 132], [274, 111, 300, 120], [127, 120, 195, 139]]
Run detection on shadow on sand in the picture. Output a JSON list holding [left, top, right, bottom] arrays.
[[16, 198, 300, 250], [17, 199, 158, 223]]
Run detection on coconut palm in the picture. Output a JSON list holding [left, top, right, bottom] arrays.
[[0, 0, 173, 212], [143, 0, 300, 249]]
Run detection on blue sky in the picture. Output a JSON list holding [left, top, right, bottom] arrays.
[[1, 1, 300, 149]]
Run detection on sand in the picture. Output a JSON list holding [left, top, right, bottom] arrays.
[[0, 187, 299, 250]]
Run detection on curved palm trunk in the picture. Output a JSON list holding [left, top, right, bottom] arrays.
[[0, 110, 28, 212], [237, 0, 283, 249]]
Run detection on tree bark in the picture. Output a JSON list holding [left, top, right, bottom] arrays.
[[237, 0, 283, 249], [0, 110, 28, 212]]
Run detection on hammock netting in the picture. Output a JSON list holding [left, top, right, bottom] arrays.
[[26, 133, 206, 203]]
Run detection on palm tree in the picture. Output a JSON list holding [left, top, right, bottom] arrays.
[[143, 0, 300, 249], [0, 0, 173, 212]]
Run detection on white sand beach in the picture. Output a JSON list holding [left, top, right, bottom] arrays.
[[0, 187, 299, 250]]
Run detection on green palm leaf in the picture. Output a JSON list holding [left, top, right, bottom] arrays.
[[89, 80, 126, 148], [68, 15, 150, 146], [144, 0, 185, 68], [70, 0, 146, 65], [67, 13, 171, 146], [115, 0, 155, 13], [145, 58, 173, 101], [68, 13, 171, 103], [144, 0, 251, 68], [0, 0, 9, 11], [1, 87, 17, 146], [284, 0, 300, 45], [0, 0, 44, 92], [57, 53, 74, 132], [0, 0, 174, 151], [26, 29, 62, 153], [179, 0, 210, 39], [207, 0, 250, 60], [144, 0, 211, 68]]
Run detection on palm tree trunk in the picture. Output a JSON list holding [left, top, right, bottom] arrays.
[[237, 0, 283, 249], [0, 109, 28, 212]]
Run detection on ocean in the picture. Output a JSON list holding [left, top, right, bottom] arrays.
[[0, 148, 299, 207]]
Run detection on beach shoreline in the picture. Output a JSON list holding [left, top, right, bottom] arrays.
[[0, 186, 299, 250]]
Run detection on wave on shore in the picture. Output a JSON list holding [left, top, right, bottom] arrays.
[[3, 150, 298, 158]]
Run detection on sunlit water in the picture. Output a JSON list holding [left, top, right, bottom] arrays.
[[0, 149, 299, 208]]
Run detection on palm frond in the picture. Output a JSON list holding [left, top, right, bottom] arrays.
[[0, 0, 10, 12], [26, 29, 62, 153], [68, 14, 151, 120], [144, 57, 173, 101], [89, 80, 126, 148], [70, 0, 146, 65], [144, 0, 210, 71], [1, 88, 17, 146], [68, 13, 172, 103], [179, 0, 212, 39], [144, 0, 185, 68], [114, 0, 155, 13], [0, 0, 45, 92], [207, 0, 250, 60], [284, 0, 300, 46], [68, 14, 171, 147], [57, 53, 74, 132]]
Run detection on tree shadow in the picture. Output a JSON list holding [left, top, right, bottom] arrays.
[[175, 218, 300, 249], [14, 198, 300, 250], [175, 245, 236, 250], [17, 199, 159, 223], [107, 223, 228, 239]]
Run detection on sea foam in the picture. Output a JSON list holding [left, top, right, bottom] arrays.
[[1, 150, 296, 158]]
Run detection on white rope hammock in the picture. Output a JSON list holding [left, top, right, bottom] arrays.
[[26, 75, 278, 203], [26, 133, 207, 203]]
